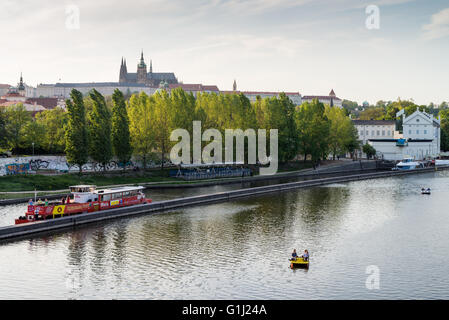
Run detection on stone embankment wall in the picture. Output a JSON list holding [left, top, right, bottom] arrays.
[[0, 166, 445, 242]]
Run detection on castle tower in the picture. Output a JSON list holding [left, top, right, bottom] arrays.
[[18, 73, 25, 90], [119, 57, 128, 83], [329, 89, 335, 107], [18, 73, 26, 96], [137, 50, 147, 84]]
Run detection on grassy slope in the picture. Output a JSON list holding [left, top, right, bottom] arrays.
[[0, 161, 317, 194], [0, 171, 176, 193]]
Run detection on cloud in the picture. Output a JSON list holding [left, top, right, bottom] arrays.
[[217, 0, 312, 14], [196, 34, 311, 58], [422, 7, 449, 40]]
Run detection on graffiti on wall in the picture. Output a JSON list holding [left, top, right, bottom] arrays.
[[0, 156, 165, 176], [5, 163, 30, 175]]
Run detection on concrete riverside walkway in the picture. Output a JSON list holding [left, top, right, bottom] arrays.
[[0, 160, 377, 206], [0, 165, 446, 242], [0, 159, 375, 195]]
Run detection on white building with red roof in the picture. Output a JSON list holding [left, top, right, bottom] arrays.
[[0, 75, 48, 115], [302, 89, 342, 108]]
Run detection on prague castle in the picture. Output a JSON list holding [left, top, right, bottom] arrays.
[[32, 52, 178, 98], [119, 51, 178, 86]]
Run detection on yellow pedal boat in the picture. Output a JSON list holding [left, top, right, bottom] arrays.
[[290, 257, 309, 269]]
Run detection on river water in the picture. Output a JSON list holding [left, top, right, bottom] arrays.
[[0, 171, 449, 299]]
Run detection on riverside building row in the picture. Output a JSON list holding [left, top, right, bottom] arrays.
[[2, 52, 345, 108], [353, 109, 441, 161]]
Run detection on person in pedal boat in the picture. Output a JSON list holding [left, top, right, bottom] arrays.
[[291, 249, 298, 261], [300, 250, 309, 261]]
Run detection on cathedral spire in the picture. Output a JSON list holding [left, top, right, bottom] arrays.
[[119, 57, 128, 83], [233, 79, 237, 91], [138, 50, 146, 68], [18, 72, 25, 92], [150, 59, 153, 73]]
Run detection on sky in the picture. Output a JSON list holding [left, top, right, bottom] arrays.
[[0, 0, 448, 105]]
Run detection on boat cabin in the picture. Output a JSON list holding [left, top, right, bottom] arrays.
[[96, 186, 145, 202], [70, 185, 98, 203], [69, 185, 145, 204]]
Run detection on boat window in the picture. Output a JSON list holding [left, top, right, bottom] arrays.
[[123, 191, 130, 197], [103, 194, 111, 201]]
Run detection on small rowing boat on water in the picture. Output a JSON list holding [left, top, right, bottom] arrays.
[[15, 185, 152, 224], [290, 257, 309, 269], [421, 188, 431, 195]]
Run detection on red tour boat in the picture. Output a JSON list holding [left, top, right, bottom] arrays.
[[15, 185, 152, 225]]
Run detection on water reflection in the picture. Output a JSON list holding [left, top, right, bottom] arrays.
[[1, 172, 449, 299]]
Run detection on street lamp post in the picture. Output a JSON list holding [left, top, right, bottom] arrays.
[[32, 142, 34, 157]]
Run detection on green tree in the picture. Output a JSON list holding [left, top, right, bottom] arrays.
[[362, 143, 376, 159], [4, 104, 32, 154], [35, 107, 67, 153], [128, 92, 155, 169], [439, 109, 449, 152], [325, 105, 358, 160], [65, 89, 89, 173], [152, 90, 172, 169], [22, 120, 45, 154], [0, 108, 7, 151], [345, 125, 360, 159], [253, 94, 298, 163], [295, 99, 330, 165], [111, 89, 132, 169], [358, 107, 386, 120], [88, 89, 112, 171]]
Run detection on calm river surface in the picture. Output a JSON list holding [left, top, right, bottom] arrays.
[[1, 171, 449, 299]]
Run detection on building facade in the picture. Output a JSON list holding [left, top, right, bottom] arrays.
[[353, 120, 397, 146], [302, 89, 342, 108], [34, 82, 158, 99], [0, 75, 48, 115], [119, 52, 178, 86], [368, 110, 440, 160], [32, 52, 177, 98], [168, 83, 219, 95], [221, 90, 302, 105]]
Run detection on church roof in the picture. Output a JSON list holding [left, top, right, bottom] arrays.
[[302, 95, 342, 101], [26, 98, 59, 109], [221, 91, 300, 95], [169, 84, 219, 92], [125, 72, 177, 81], [53, 82, 151, 88], [352, 120, 396, 125]]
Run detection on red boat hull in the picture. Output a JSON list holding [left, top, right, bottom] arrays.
[[15, 196, 152, 225]]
